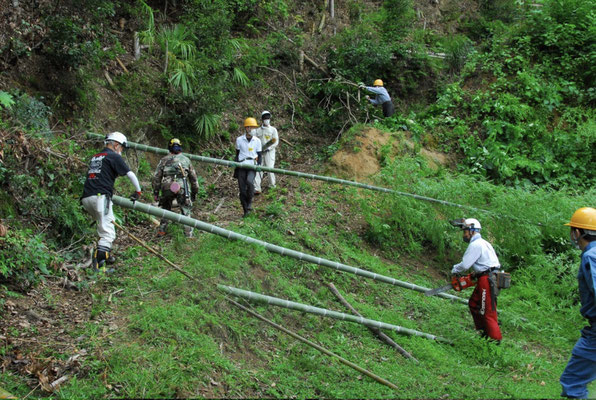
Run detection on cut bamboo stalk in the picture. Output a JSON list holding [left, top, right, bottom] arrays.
[[219, 284, 451, 343], [228, 298, 399, 391], [327, 283, 418, 362], [112, 196, 467, 304]]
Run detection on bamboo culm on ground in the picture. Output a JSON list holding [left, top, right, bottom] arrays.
[[327, 282, 419, 362], [218, 284, 451, 343], [227, 298, 400, 391], [112, 196, 467, 304]]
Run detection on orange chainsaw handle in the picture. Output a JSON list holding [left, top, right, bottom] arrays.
[[451, 274, 476, 291]]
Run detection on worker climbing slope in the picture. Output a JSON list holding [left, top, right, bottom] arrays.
[[360, 79, 395, 118], [81, 131, 142, 272], [152, 138, 199, 238], [560, 207, 596, 398], [253, 110, 279, 194], [451, 218, 502, 342]]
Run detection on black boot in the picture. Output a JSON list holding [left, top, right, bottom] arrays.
[[92, 246, 114, 273]]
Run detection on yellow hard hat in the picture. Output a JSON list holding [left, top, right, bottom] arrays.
[[565, 207, 596, 230], [244, 117, 258, 128], [169, 138, 181, 147], [373, 79, 384, 87]]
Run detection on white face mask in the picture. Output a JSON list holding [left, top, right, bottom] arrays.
[[263, 119, 271, 126]]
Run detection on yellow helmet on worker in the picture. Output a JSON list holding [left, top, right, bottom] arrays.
[[244, 117, 259, 128], [373, 79, 384, 87], [565, 207, 596, 231], [168, 138, 182, 153]]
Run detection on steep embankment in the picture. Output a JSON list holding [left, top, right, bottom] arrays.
[[2, 124, 591, 397]]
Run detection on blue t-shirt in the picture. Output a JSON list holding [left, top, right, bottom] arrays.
[[579, 241, 596, 321], [82, 147, 130, 197]]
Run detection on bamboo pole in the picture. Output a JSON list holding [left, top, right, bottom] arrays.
[[227, 298, 400, 391], [0, 387, 17, 399], [219, 285, 451, 343], [87, 133, 526, 222], [112, 221, 198, 281], [327, 283, 419, 362], [112, 196, 467, 304]]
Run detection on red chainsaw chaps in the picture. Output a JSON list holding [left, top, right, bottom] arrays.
[[468, 275, 502, 341]]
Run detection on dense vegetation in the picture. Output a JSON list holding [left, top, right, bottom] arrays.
[[1, 0, 594, 397]]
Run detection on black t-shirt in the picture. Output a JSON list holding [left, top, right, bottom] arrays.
[[82, 147, 131, 198]]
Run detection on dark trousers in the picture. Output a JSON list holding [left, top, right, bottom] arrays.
[[382, 100, 395, 118], [237, 168, 256, 213]]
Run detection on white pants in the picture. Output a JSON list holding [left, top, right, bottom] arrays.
[[82, 195, 115, 249], [254, 150, 276, 192]]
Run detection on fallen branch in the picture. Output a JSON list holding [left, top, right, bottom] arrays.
[[214, 197, 225, 214], [327, 283, 418, 363], [113, 221, 198, 281], [281, 138, 293, 147], [49, 375, 69, 390], [228, 298, 399, 391], [115, 57, 129, 73]]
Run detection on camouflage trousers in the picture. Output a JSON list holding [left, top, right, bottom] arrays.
[[158, 189, 193, 236]]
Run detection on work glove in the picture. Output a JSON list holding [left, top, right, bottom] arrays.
[[130, 191, 141, 203], [358, 82, 365, 89], [191, 192, 197, 202]]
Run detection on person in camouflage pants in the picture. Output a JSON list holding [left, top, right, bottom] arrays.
[[152, 138, 199, 237]]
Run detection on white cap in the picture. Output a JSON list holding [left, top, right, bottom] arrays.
[[261, 110, 271, 119], [464, 218, 481, 230], [105, 131, 127, 146]]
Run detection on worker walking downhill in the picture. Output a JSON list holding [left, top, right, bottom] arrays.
[[451, 218, 502, 342], [359, 79, 395, 118], [253, 110, 279, 194], [152, 138, 199, 238], [560, 207, 596, 398], [234, 117, 262, 217], [81, 132, 142, 272]]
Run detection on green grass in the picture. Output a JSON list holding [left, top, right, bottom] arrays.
[[2, 153, 590, 398]]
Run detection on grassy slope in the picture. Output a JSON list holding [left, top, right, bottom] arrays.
[[3, 161, 587, 398]]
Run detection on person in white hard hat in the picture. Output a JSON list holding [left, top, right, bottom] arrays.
[[253, 110, 279, 194], [81, 132, 142, 272], [451, 217, 502, 342]]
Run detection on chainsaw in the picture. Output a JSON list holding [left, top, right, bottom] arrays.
[[425, 274, 476, 296]]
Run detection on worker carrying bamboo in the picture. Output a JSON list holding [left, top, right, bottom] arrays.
[[451, 218, 502, 342], [152, 138, 199, 238], [359, 79, 395, 118], [234, 117, 262, 217], [560, 207, 596, 398], [253, 110, 279, 194], [81, 132, 142, 272]]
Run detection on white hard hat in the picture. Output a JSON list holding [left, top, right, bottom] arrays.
[[464, 218, 481, 230], [105, 131, 127, 147], [261, 110, 271, 118]]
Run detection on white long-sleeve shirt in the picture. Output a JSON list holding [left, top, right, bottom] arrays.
[[253, 125, 279, 152], [451, 233, 501, 275]]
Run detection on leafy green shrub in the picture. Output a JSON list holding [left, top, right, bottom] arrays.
[[43, 15, 101, 69], [442, 35, 474, 74], [0, 228, 58, 288], [9, 93, 52, 136], [360, 155, 595, 272]]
